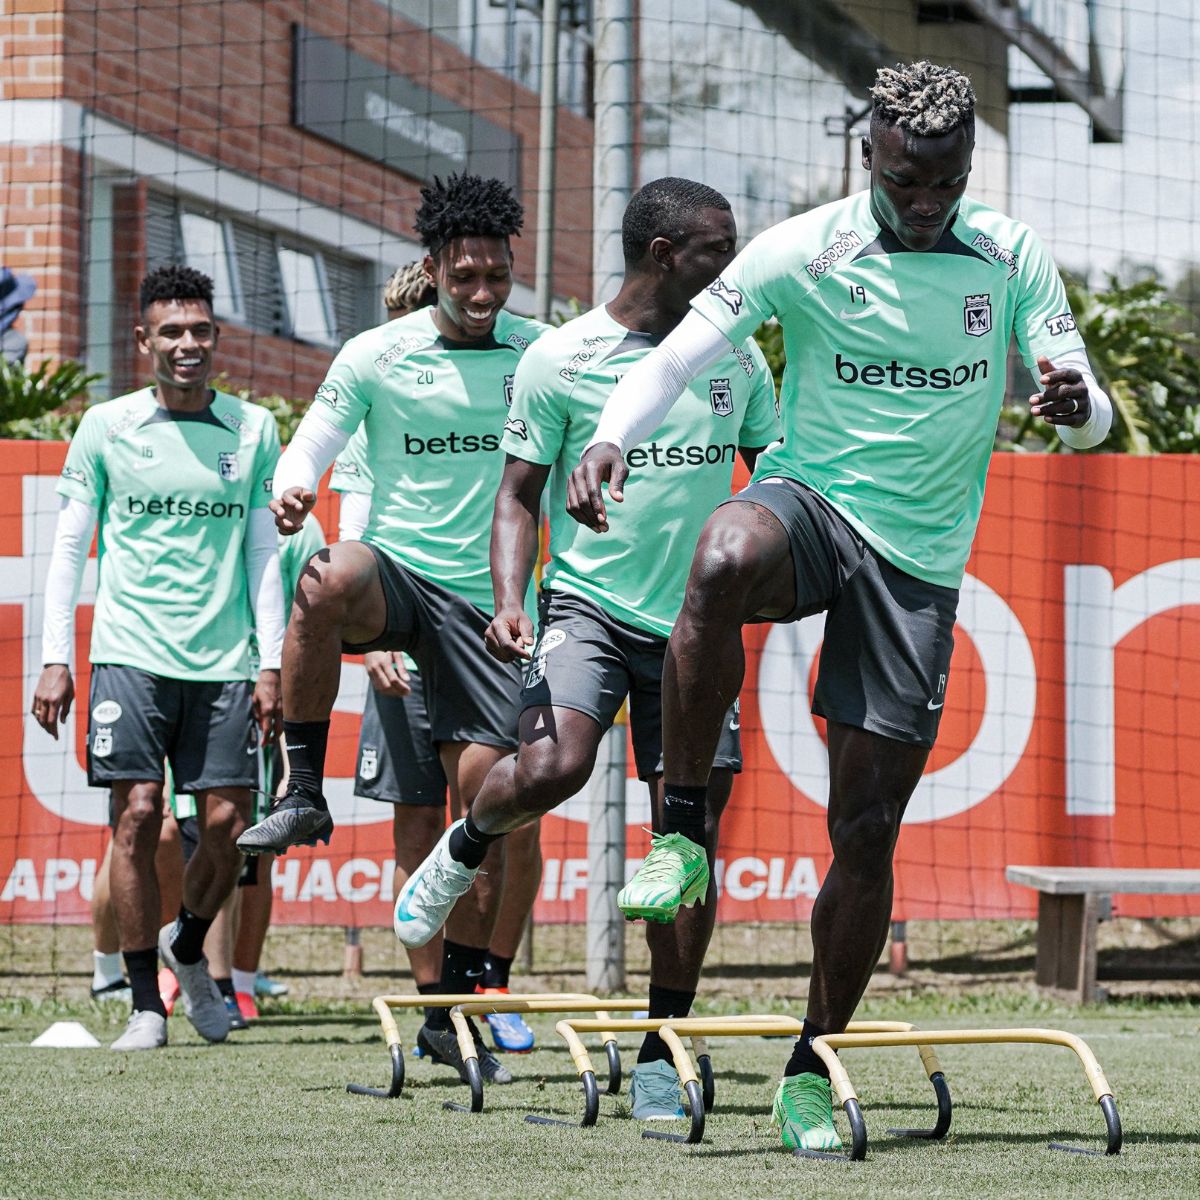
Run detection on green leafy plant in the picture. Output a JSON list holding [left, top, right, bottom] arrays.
[[210, 375, 310, 444], [1000, 277, 1200, 454], [0, 358, 103, 439]]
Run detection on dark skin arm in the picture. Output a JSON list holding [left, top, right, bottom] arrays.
[[1030, 354, 1091, 427], [31, 664, 73, 740], [567, 444, 767, 533], [485, 455, 552, 662]]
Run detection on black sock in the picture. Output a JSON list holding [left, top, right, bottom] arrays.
[[282, 719, 330, 804], [447, 814, 498, 869], [482, 951, 513, 990], [124, 947, 166, 1017], [662, 784, 708, 846], [441, 938, 488, 995], [784, 1018, 831, 1079], [637, 984, 696, 1064], [215, 976, 235, 1000], [169, 906, 214, 966], [417, 980, 447, 1029]]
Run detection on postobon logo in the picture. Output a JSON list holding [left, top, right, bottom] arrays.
[[805, 229, 863, 281], [92, 728, 113, 758]]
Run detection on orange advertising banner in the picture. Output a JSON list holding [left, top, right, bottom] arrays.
[[3, 442, 1199, 926]]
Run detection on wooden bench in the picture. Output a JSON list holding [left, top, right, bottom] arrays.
[[1005, 866, 1200, 1003]]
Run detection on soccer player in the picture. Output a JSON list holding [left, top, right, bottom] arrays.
[[236, 174, 547, 1081], [392, 177, 780, 1118], [31, 264, 284, 1051], [570, 62, 1113, 1151]]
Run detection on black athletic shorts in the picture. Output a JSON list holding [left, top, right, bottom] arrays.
[[522, 589, 742, 780], [344, 544, 521, 752], [726, 477, 959, 748], [86, 664, 257, 790], [355, 668, 448, 806]]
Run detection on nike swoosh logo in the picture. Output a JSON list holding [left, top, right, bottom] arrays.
[[394, 888, 418, 922], [465, 969, 484, 979], [729, 720, 740, 731], [927, 699, 944, 710], [839, 308, 874, 321]]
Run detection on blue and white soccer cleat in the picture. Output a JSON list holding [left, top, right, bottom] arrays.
[[393, 819, 479, 948]]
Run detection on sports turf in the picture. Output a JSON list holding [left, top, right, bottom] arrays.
[[2, 994, 1197, 1199]]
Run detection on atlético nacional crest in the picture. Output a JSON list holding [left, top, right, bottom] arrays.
[[504, 374, 514, 407], [92, 727, 113, 758], [709, 378, 733, 417], [963, 294, 992, 337], [217, 451, 240, 482], [359, 746, 379, 782]]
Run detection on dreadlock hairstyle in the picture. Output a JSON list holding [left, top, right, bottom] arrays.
[[413, 173, 524, 258], [138, 264, 214, 314], [870, 61, 976, 140], [383, 260, 436, 316], [621, 176, 732, 264]]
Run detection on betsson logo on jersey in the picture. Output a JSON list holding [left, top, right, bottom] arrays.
[[402, 432, 501, 455], [126, 495, 246, 519], [835, 353, 989, 391], [625, 442, 737, 468]]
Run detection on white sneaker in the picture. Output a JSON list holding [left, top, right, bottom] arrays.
[[393, 820, 480, 949], [157, 924, 230, 1043], [111, 1010, 167, 1051]]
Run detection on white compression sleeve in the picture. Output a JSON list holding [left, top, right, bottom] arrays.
[[587, 310, 735, 453], [273, 414, 352, 500], [41, 497, 97, 666], [244, 507, 285, 671], [338, 491, 371, 542], [1028, 346, 1113, 450]]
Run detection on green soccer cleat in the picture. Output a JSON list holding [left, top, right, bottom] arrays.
[[618, 832, 709, 924], [772, 1073, 842, 1153]]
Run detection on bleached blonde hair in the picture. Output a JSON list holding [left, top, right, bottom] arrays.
[[870, 61, 976, 137]]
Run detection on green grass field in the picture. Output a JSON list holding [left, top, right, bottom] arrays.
[[3, 922, 1198, 1198], [4, 994, 1199, 1198]]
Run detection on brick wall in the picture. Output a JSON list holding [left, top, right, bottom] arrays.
[[53, 0, 594, 301]]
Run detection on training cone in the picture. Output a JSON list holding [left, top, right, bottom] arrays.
[[31, 1021, 101, 1048]]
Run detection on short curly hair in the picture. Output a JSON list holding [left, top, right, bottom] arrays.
[[139, 264, 214, 314], [383, 260, 436, 316], [413, 173, 524, 257], [870, 61, 976, 138], [621, 177, 732, 263]]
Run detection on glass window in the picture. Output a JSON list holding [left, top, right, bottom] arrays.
[[277, 246, 335, 345], [180, 212, 241, 319]]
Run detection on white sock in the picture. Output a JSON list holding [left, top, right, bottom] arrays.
[[92, 950, 124, 990], [231, 968, 257, 997]]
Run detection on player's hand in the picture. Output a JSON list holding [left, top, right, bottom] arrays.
[[566, 442, 628, 532], [31, 664, 74, 740], [1030, 355, 1090, 427], [253, 668, 283, 742], [364, 650, 412, 696], [485, 607, 535, 663], [269, 486, 316, 536]]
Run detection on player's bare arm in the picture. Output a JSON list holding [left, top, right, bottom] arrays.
[[252, 668, 283, 742], [485, 455, 550, 661], [566, 441, 627, 532], [270, 486, 316, 536], [363, 650, 412, 697], [1030, 354, 1091, 427], [31, 664, 73, 740]]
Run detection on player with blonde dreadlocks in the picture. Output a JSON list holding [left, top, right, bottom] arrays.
[[572, 61, 1114, 1153]]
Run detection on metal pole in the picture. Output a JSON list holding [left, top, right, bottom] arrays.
[[591, 0, 635, 304], [533, 0, 561, 321], [587, 718, 627, 991]]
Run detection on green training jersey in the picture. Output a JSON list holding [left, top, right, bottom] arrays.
[[690, 191, 1085, 588], [310, 306, 548, 610], [502, 303, 780, 637], [57, 387, 280, 681], [330, 426, 371, 497]]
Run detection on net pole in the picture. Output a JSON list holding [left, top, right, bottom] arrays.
[[591, 0, 635, 303], [533, 0, 561, 322], [587, 718, 627, 992]]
